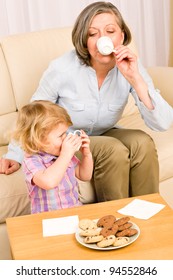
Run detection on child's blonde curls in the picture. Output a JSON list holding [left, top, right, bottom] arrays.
[[13, 100, 72, 154]]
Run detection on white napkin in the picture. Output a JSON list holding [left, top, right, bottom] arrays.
[[117, 198, 165, 219], [42, 215, 79, 237]]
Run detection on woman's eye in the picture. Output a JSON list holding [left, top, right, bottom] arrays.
[[106, 30, 115, 34], [88, 33, 98, 37]]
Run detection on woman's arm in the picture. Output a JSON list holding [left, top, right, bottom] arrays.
[[115, 45, 154, 110], [0, 141, 23, 174], [115, 46, 173, 131]]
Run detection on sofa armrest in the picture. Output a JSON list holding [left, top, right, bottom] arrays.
[[147, 66, 173, 107]]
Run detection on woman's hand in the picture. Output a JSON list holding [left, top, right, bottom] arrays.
[[0, 158, 20, 175], [114, 45, 140, 85]]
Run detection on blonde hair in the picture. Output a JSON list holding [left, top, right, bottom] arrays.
[[13, 100, 72, 154], [72, 1, 131, 66]]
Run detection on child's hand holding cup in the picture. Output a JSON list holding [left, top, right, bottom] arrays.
[[68, 130, 82, 151]]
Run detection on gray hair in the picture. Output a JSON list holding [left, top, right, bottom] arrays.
[[72, 1, 132, 66]]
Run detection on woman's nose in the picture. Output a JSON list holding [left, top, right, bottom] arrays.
[[99, 33, 105, 39]]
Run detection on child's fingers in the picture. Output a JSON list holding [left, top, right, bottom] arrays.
[[64, 134, 82, 148], [81, 137, 90, 144], [81, 143, 89, 148]]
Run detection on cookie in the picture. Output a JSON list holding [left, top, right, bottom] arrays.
[[97, 215, 116, 228], [114, 216, 130, 226], [79, 219, 97, 230], [100, 223, 118, 237], [116, 228, 138, 237], [84, 235, 103, 244], [97, 235, 116, 248], [79, 228, 101, 237], [113, 237, 130, 246], [118, 222, 133, 231]]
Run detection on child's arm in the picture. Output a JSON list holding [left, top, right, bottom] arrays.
[[33, 134, 82, 189], [75, 131, 93, 181]]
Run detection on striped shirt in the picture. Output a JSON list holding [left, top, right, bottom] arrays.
[[22, 152, 82, 214]]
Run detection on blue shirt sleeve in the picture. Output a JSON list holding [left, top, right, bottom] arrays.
[[3, 141, 24, 164]]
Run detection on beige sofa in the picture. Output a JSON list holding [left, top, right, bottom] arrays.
[[0, 27, 173, 260]]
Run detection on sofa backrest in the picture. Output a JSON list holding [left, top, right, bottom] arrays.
[[0, 27, 73, 146], [147, 66, 173, 107], [0, 27, 138, 147], [0, 47, 17, 146], [1, 27, 73, 110]]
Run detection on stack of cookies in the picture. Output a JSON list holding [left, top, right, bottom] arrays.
[[78, 215, 138, 248]]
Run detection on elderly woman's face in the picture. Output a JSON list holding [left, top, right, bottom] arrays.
[[87, 12, 124, 66]]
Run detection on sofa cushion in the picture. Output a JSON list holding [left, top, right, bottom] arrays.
[[78, 179, 96, 204], [0, 147, 30, 223], [0, 223, 12, 260]]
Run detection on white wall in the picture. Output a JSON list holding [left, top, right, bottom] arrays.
[[0, 0, 170, 67]]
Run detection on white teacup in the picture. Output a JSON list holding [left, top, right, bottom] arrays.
[[69, 130, 82, 137], [68, 130, 82, 151], [97, 36, 115, 55]]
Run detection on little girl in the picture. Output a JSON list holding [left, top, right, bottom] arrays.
[[13, 100, 93, 214]]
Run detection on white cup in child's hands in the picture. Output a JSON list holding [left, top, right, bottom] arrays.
[[68, 130, 82, 151], [97, 36, 115, 55]]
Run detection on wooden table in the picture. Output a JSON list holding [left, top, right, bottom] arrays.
[[6, 193, 173, 260]]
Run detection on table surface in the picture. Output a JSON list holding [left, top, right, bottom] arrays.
[[6, 193, 173, 260]]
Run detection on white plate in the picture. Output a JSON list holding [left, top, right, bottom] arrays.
[[75, 219, 140, 251]]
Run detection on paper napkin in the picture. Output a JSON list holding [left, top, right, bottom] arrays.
[[117, 198, 165, 219], [42, 215, 79, 237]]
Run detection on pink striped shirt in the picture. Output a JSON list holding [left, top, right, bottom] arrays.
[[22, 152, 82, 214]]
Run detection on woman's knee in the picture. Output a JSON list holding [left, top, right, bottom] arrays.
[[133, 130, 157, 154], [90, 136, 129, 161]]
